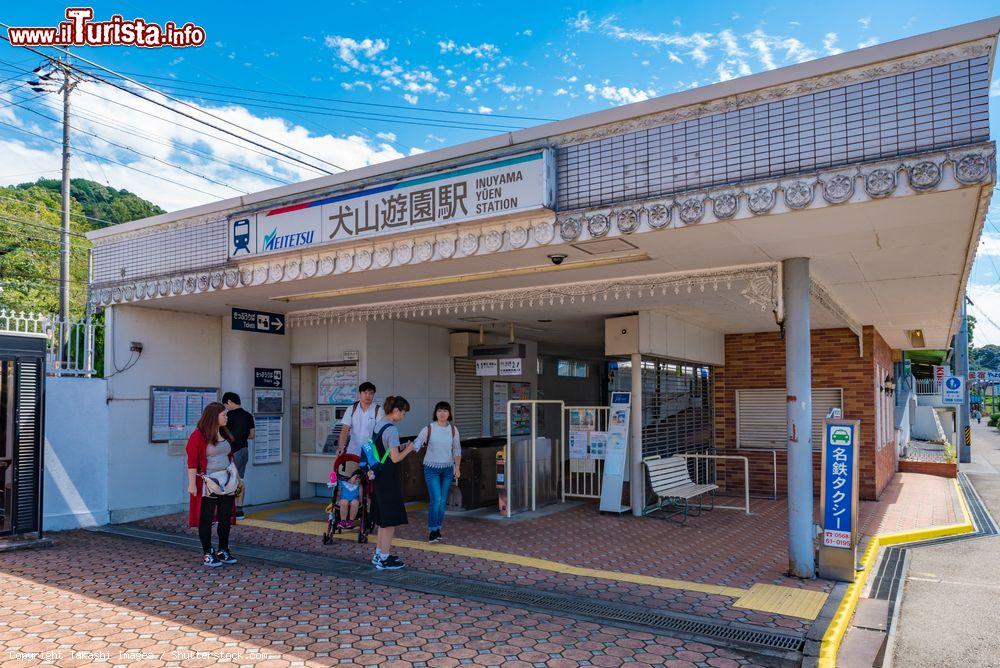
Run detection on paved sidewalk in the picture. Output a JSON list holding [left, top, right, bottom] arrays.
[[891, 421, 1000, 667], [0, 530, 766, 668]]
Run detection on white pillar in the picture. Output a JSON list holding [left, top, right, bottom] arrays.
[[630, 352, 644, 516], [783, 258, 815, 578]]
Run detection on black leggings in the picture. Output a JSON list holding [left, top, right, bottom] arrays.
[[198, 494, 234, 553]]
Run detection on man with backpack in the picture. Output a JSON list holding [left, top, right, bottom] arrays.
[[336, 381, 382, 457]]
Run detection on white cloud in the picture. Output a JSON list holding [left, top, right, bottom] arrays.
[[858, 17, 871, 30], [979, 232, 1000, 257], [376, 131, 397, 142], [437, 40, 500, 59], [0, 80, 410, 212], [554, 87, 568, 96], [747, 29, 815, 70], [583, 82, 656, 105], [857, 37, 880, 49], [340, 80, 373, 91], [323, 36, 388, 68], [571, 10, 592, 33], [991, 79, 1000, 96], [169, 56, 184, 66], [600, 17, 714, 66], [518, 29, 533, 37], [823, 33, 843, 56], [402, 93, 418, 104], [477, 105, 493, 113], [718, 29, 745, 57]]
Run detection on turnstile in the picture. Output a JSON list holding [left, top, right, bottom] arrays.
[[0, 333, 46, 538], [501, 400, 564, 517]]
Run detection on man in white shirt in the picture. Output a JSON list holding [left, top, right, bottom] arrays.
[[336, 381, 382, 456]]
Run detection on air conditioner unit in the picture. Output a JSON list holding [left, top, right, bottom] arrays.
[[470, 343, 526, 358]]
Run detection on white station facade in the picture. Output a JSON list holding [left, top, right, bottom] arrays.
[[85, 19, 997, 568]]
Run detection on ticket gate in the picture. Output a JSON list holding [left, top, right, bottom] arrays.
[[499, 400, 564, 517]]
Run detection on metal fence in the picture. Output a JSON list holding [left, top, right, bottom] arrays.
[[0, 309, 100, 377], [915, 378, 939, 395]]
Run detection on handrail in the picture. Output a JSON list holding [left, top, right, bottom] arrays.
[[675, 453, 751, 514]]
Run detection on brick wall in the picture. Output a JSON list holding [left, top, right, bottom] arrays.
[[715, 326, 897, 500]]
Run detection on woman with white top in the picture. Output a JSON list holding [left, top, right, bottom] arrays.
[[414, 401, 461, 543]]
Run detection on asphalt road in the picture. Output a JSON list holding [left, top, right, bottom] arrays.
[[892, 419, 1000, 667]]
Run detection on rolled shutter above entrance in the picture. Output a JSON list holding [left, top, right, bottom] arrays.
[[452, 358, 483, 439]]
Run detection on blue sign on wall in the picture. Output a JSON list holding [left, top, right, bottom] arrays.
[[822, 422, 856, 549]]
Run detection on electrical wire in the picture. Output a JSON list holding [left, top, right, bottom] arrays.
[[0, 117, 231, 199], [4, 95, 249, 194], [94, 66, 557, 122], [0, 211, 88, 237], [7, 40, 346, 174]]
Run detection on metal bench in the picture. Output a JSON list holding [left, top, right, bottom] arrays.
[[643, 455, 717, 524]]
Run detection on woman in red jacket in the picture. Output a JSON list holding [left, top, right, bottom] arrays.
[[186, 402, 238, 567]]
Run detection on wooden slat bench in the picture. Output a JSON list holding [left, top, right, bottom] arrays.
[[643, 455, 718, 523]]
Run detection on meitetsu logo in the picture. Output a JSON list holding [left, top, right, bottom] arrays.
[[262, 228, 315, 252]]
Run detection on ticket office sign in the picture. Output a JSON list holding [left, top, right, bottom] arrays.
[[819, 419, 860, 581], [228, 150, 553, 259]]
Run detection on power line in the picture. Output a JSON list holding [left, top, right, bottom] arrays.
[[95, 66, 557, 122], [9, 41, 346, 175], [0, 211, 89, 237], [0, 117, 231, 199], [4, 94, 249, 194], [0, 190, 127, 228], [968, 298, 1000, 333]]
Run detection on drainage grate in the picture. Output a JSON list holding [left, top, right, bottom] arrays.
[[93, 524, 805, 662]]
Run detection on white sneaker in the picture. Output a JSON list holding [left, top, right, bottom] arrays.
[[371, 551, 382, 565]]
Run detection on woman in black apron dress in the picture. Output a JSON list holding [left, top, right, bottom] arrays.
[[370, 395, 415, 570]]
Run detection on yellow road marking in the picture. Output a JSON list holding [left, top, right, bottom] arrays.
[[818, 478, 976, 667], [734, 583, 829, 620], [243, 517, 751, 600], [245, 500, 324, 521]]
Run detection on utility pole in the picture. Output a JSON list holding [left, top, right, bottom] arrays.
[[956, 297, 972, 463], [29, 53, 77, 322]]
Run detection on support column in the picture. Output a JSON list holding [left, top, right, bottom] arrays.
[[630, 352, 644, 516], [783, 258, 815, 578], [955, 298, 972, 463]]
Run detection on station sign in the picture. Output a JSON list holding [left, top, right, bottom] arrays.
[[476, 359, 498, 376], [941, 375, 965, 405], [819, 418, 860, 582], [254, 367, 283, 388], [933, 365, 947, 385], [968, 370, 1000, 383], [227, 150, 553, 259], [232, 308, 285, 335]]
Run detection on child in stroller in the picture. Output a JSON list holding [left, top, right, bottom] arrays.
[[323, 453, 375, 544]]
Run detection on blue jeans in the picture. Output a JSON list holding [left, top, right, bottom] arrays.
[[423, 465, 453, 531]]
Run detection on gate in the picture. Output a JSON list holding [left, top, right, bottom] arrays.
[[0, 333, 46, 537]]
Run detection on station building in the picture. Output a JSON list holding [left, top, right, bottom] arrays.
[[82, 19, 997, 568]]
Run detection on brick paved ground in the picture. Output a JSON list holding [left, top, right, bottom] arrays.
[[0, 531, 767, 668]]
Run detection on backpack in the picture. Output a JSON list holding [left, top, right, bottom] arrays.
[[351, 401, 381, 422], [361, 423, 394, 476]]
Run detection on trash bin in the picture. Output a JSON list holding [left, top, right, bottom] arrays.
[[455, 437, 504, 509]]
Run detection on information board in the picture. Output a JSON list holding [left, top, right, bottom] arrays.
[[253, 388, 285, 414], [941, 375, 965, 405], [317, 365, 358, 405], [149, 386, 218, 443], [599, 392, 631, 513], [253, 415, 283, 465], [492, 381, 531, 436], [819, 419, 860, 582]]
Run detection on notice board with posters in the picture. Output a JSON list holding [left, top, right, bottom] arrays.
[[253, 415, 283, 465], [149, 386, 218, 443], [492, 381, 531, 436]]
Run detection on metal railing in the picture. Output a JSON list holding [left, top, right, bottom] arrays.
[[915, 378, 939, 395], [0, 309, 99, 377], [675, 453, 753, 514]]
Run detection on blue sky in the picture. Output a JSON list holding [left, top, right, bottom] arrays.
[[1, 2, 999, 341]]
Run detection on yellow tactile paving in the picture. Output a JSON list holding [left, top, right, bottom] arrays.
[[733, 583, 829, 620], [240, 516, 778, 601]]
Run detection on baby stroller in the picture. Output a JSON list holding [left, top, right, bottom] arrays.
[[322, 453, 376, 544]]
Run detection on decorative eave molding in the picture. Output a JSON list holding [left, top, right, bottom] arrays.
[[810, 279, 865, 356], [90, 39, 993, 249], [285, 263, 781, 327], [88, 143, 995, 310], [553, 39, 993, 147]]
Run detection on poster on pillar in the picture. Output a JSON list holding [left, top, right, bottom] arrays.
[[599, 392, 631, 513]]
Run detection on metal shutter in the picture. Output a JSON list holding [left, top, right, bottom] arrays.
[[452, 358, 483, 439], [14, 359, 42, 533], [736, 388, 842, 450]]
